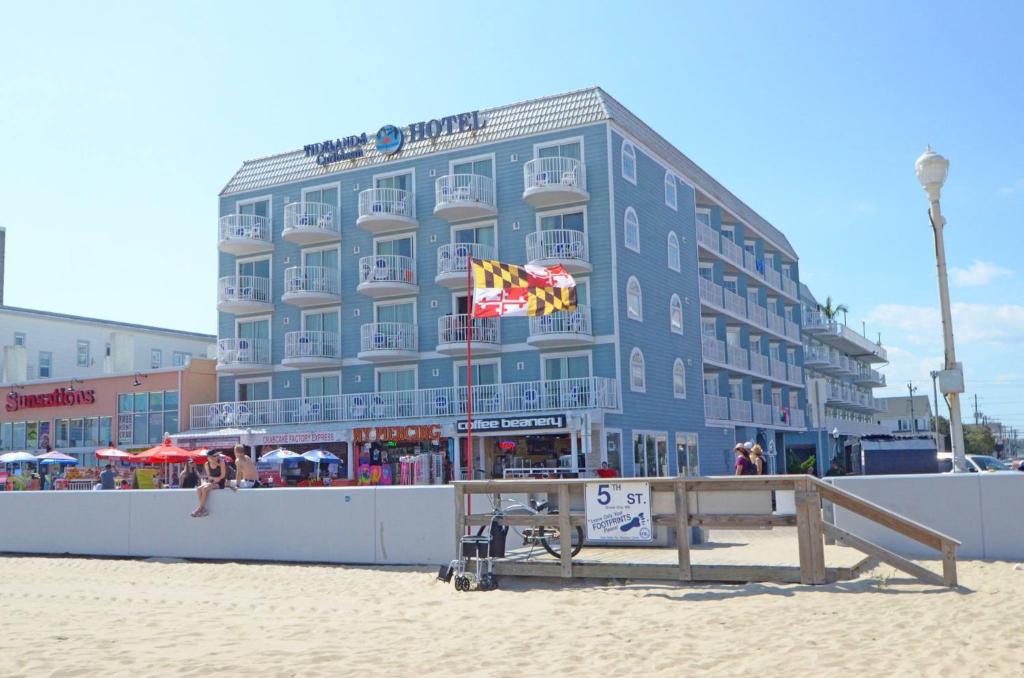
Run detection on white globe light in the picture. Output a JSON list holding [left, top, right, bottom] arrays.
[[915, 146, 949, 199]]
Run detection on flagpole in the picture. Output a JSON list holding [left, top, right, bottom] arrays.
[[465, 252, 473, 530]]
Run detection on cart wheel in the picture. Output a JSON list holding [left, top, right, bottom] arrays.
[[480, 573, 497, 591]]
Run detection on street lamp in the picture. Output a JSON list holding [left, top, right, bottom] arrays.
[[915, 146, 968, 472], [831, 427, 841, 472]]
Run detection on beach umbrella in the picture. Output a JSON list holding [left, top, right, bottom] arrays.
[[259, 448, 301, 464], [130, 440, 208, 464], [35, 451, 78, 466], [95, 447, 133, 460], [0, 451, 39, 464], [301, 449, 341, 482]]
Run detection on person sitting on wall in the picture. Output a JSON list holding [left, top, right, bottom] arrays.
[[595, 462, 619, 478], [179, 459, 201, 489], [191, 451, 228, 517], [228, 445, 259, 490]]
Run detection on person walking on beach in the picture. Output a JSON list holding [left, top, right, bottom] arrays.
[[228, 445, 259, 489], [750, 444, 767, 475], [179, 459, 200, 489], [192, 451, 228, 517], [734, 443, 756, 476]]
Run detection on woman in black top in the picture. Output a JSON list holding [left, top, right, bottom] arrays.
[[179, 459, 200, 489], [191, 452, 227, 517]]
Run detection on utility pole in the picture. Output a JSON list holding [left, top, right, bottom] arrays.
[[974, 394, 979, 426], [907, 382, 917, 434], [930, 370, 941, 452]]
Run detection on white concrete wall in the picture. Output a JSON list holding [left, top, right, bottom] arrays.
[[830, 474, 1024, 560], [0, 486, 456, 566]]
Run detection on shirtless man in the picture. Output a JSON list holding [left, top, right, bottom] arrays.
[[229, 445, 259, 489]]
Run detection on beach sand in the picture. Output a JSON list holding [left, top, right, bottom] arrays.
[[2, 532, 1021, 677]]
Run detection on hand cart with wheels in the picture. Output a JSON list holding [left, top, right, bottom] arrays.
[[437, 520, 507, 592]]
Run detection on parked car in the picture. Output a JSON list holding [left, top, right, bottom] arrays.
[[937, 453, 1017, 473]]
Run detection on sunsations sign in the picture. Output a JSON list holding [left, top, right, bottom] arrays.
[[6, 388, 96, 412]]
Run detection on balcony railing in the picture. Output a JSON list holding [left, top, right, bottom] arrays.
[[216, 338, 270, 369], [767, 311, 786, 336], [525, 229, 589, 267], [190, 377, 619, 429], [753, 401, 774, 425], [358, 187, 415, 221], [357, 255, 416, 286], [704, 393, 729, 421], [437, 243, 495, 279], [217, 276, 271, 306], [697, 222, 719, 251], [748, 303, 767, 327], [522, 157, 586, 195], [528, 305, 592, 338], [218, 214, 271, 247], [283, 202, 338, 237], [359, 322, 417, 353], [284, 331, 339, 360], [438, 314, 498, 345], [781, 276, 797, 298], [726, 344, 749, 371], [788, 364, 803, 384], [283, 266, 340, 296], [723, 288, 746, 317], [749, 351, 769, 376], [720, 237, 744, 267], [434, 174, 496, 216], [730, 398, 753, 423], [770, 358, 788, 381], [785, 318, 801, 341], [702, 336, 726, 363], [698, 277, 723, 307], [695, 224, 797, 301]]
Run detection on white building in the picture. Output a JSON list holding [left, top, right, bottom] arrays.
[[875, 395, 933, 437], [1, 305, 215, 384]]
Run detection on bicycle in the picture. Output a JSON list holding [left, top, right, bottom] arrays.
[[478, 493, 584, 559]]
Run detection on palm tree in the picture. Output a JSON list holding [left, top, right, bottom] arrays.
[[818, 296, 849, 325]]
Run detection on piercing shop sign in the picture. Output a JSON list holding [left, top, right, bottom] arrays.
[[584, 481, 653, 542]]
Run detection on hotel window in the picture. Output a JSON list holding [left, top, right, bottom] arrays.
[[675, 432, 699, 477], [623, 207, 639, 252], [303, 247, 340, 276], [304, 309, 339, 334], [695, 208, 711, 227], [375, 172, 412, 194], [703, 374, 720, 396], [664, 172, 678, 210], [2, 420, 50, 450], [453, 222, 495, 248], [237, 258, 271, 301], [53, 417, 110, 449], [629, 348, 645, 392], [721, 225, 735, 242], [172, 351, 189, 367], [670, 294, 683, 335], [673, 359, 686, 399], [542, 354, 589, 382], [377, 368, 416, 393], [621, 141, 637, 184], [151, 349, 162, 369], [375, 301, 415, 325], [303, 185, 339, 212], [453, 157, 493, 179], [626, 276, 643, 321], [667, 232, 681, 271], [744, 239, 756, 258], [538, 140, 581, 161], [237, 380, 270, 402], [540, 209, 585, 235], [457, 361, 499, 387], [116, 390, 179, 446], [77, 340, 90, 367], [38, 351, 52, 378], [633, 431, 669, 476], [304, 374, 340, 397], [238, 198, 270, 222], [374, 234, 414, 259], [14, 332, 26, 347]]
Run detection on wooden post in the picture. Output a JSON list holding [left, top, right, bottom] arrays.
[[453, 483, 465, 556], [795, 478, 827, 585], [674, 480, 692, 581], [558, 482, 573, 578], [942, 541, 958, 588]]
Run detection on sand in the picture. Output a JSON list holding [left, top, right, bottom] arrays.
[[2, 534, 1021, 677]]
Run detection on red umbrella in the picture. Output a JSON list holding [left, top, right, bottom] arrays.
[[95, 447, 133, 460], [130, 439, 209, 464]]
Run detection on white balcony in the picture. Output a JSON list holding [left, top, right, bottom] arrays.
[[770, 358, 788, 381], [282, 331, 341, 369], [749, 351, 769, 376], [704, 393, 729, 421], [854, 367, 886, 387], [748, 303, 767, 328], [436, 315, 499, 356], [720, 237, 745, 268], [699, 277, 724, 308], [522, 157, 588, 208], [803, 312, 888, 362], [782, 276, 798, 299], [283, 202, 340, 245], [702, 336, 726, 363], [730, 398, 753, 423], [435, 243, 494, 289], [218, 214, 273, 255], [357, 188, 417, 234], [216, 338, 270, 374], [803, 345, 831, 368], [358, 322, 417, 362], [527, 305, 593, 348], [753, 401, 774, 426], [726, 344, 749, 371], [282, 266, 341, 306], [525, 229, 591, 274], [697, 222, 720, 252], [356, 255, 418, 298], [767, 311, 786, 336], [785, 318, 801, 341], [189, 376, 619, 429], [723, 288, 747, 318], [434, 174, 496, 221], [217, 276, 272, 314], [788, 364, 804, 384]]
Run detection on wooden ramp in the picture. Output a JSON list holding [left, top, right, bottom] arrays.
[[455, 476, 960, 588]]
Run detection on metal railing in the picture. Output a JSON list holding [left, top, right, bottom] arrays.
[[435, 174, 495, 210], [723, 287, 747, 317], [217, 276, 271, 305], [284, 266, 340, 296], [702, 336, 726, 363], [767, 311, 786, 336], [359, 322, 417, 353], [697, 222, 720, 251], [357, 254, 417, 286], [726, 344, 749, 371], [698, 277, 723, 307], [720, 237, 744, 267], [216, 338, 270, 368], [284, 331, 339, 360], [788, 364, 803, 384], [753, 401, 774, 425], [190, 376, 619, 429], [785, 318, 801, 340], [730, 398, 753, 423], [218, 214, 270, 244], [529, 305, 592, 338], [438, 314, 499, 345], [749, 351, 769, 376], [523, 157, 585, 193], [437, 243, 495, 278], [284, 202, 338, 235], [770, 358, 788, 380], [782, 276, 797, 298], [748, 302, 767, 328], [704, 393, 729, 420], [525, 229, 589, 264], [357, 188, 415, 221]]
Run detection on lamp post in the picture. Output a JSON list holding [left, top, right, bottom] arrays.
[[915, 147, 968, 473], [831, 427, 841, 473]]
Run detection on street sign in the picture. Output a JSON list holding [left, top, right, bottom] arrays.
[[584, 481, 653, 542]]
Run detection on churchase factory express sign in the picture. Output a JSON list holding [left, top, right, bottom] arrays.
[[304, 110, 487, 165]]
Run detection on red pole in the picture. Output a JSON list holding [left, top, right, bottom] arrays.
[[465, 252, 473, 529]]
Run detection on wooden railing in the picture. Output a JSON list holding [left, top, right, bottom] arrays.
[[454, 475, 960, 587]]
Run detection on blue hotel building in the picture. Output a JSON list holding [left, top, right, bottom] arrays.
[[189, 88, 809, 480]]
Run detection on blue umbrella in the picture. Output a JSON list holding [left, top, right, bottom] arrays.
[[301, 449, 340, 483], [258, 448, 301, 464]]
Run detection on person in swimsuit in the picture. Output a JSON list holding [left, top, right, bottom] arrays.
[[191, 451, 227, 517], [228, 445, 259, 490]]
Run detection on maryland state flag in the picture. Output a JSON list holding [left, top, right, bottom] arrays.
[[471, 258, 577, 318]]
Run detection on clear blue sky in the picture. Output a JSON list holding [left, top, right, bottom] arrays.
[[1, 1, 1021, 427]]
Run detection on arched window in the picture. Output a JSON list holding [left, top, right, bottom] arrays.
[[624, 207, 639, 252], [664, 171, 678, 210], [670, 294, 683, 334], [621, 141, 637, 184], [626, 276, 643, 321], [630, 348, 646, 392], [667, 231, 680, 271], [673, 359, 686, 399]]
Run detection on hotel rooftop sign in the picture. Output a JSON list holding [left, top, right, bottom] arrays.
[[303, 111, 486, 166]]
